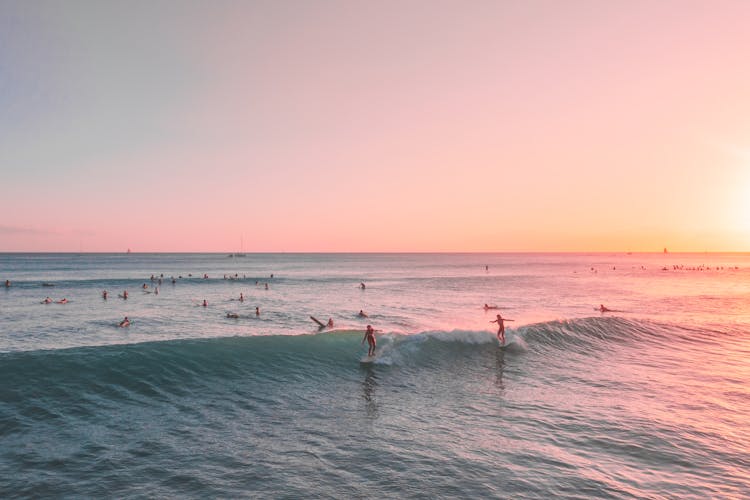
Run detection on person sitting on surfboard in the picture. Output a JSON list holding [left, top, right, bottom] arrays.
[[119, 316, 130, 327], [598, 304, 611, 313], [484, 304, 498, 310], [490, 314, 514, 345], [358, 310, 368, 318], [362, 325, 376, 357]]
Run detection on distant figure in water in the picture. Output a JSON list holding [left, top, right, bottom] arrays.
[[142, 283, 148, 289], [202, 299, 208, 307], [358, 310, 368, 318], [327, 318, 334, 328], [226, 312, 239, 319], [119, 316, 130, 327], [360, 282, 366, 290], [42, 297, 53, 304], [4, 279, 10, 287], [239, 293, 244, 302], [264, 283, 269, 290], [598, 304, 611, 313], [122, 290, 128, 299], [56, 298, 68, 304], [490, 314, 514, 345], [154, 287, 159, 295], [362, 325, 376, 356], [484, 304, 498, 310], [102, 290, 108, 300], [255, 306, 260, 316]]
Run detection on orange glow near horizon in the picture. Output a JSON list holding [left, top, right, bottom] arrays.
[[1, 1, 750, 252]]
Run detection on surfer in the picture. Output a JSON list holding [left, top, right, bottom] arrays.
[[362, 325, 376, 356], [255, 306, 260, 316], [4, 279, 9, 287], [56, 298, 68, 304], [119, 316, 130, 327], [121, 290, 128, 299], [42, 297, 52, 304], [490, 314, 514, 345], [239, 293, 244, 302], [102, 290, 108, 300], [358, 310, 368, 318], [598, 304, 611, 313], [484, 304, 498, 310], [327, 318, 334, 328], [226, 312, 239, 319], [202, 299, 208, 307]]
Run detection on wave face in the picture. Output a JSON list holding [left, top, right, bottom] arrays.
[[2, 316, 750, 498]]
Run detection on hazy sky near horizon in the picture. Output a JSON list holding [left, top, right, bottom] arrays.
[[2, 0, 750, 252]]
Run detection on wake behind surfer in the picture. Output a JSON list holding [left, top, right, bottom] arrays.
[[362, 325, 376, 357]]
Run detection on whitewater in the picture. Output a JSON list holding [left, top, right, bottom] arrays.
[[1, 253, 749, 498]]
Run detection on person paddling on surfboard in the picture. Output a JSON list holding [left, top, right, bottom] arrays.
[[362, 325, 376, 357], [598, 304, 611, 313], [119, 316, 130, 327], [490, 314, 514, 345]]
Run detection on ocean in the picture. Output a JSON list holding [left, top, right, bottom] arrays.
[[1, 252, 749, 498]]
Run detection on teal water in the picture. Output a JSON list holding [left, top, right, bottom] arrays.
[[1, 253, 749, 497]]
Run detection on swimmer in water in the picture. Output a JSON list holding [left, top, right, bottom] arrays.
[[255, 306, 260, 316], [239, 293, 244, 302], [362, 325, 376, 356], [226, 312, 239, 319], [358, 310, 368, 318], [360, 282, 366, 290], [122, 290, 128, 299], [42, 297, 52, 304], [56, 298, 68, 304], [102, 290, 108, 300], [119, 316, 130, 327], [202, 299, 208, 307], [4, 280, 10, 287], [598, 304, 611, 313]]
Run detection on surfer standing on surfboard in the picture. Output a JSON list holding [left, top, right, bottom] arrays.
[[362, 325, 376, 356], [490, 314, 514, 345]]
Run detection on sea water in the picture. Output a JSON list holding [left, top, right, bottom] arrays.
[[1, 253, 749, 497]]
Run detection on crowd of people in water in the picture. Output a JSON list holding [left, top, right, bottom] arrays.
[[4, 260, 744, 352]]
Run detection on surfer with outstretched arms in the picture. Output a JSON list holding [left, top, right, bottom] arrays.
[[362, 325, 376, 357], [490, 314, 514, 345]]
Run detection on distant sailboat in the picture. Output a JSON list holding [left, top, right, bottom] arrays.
[[229, 237, 246, 257]]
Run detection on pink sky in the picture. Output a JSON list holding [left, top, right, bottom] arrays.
[[2, 1, 750, 252]]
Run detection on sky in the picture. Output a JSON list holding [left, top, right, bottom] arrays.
[[1, 0, 750, 252]]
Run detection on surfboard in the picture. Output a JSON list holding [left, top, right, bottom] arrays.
[[360, 355, 376, 364], [310, 316, 326, 328]]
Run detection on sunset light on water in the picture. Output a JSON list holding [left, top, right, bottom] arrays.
[[1, 1, 750, 498]]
